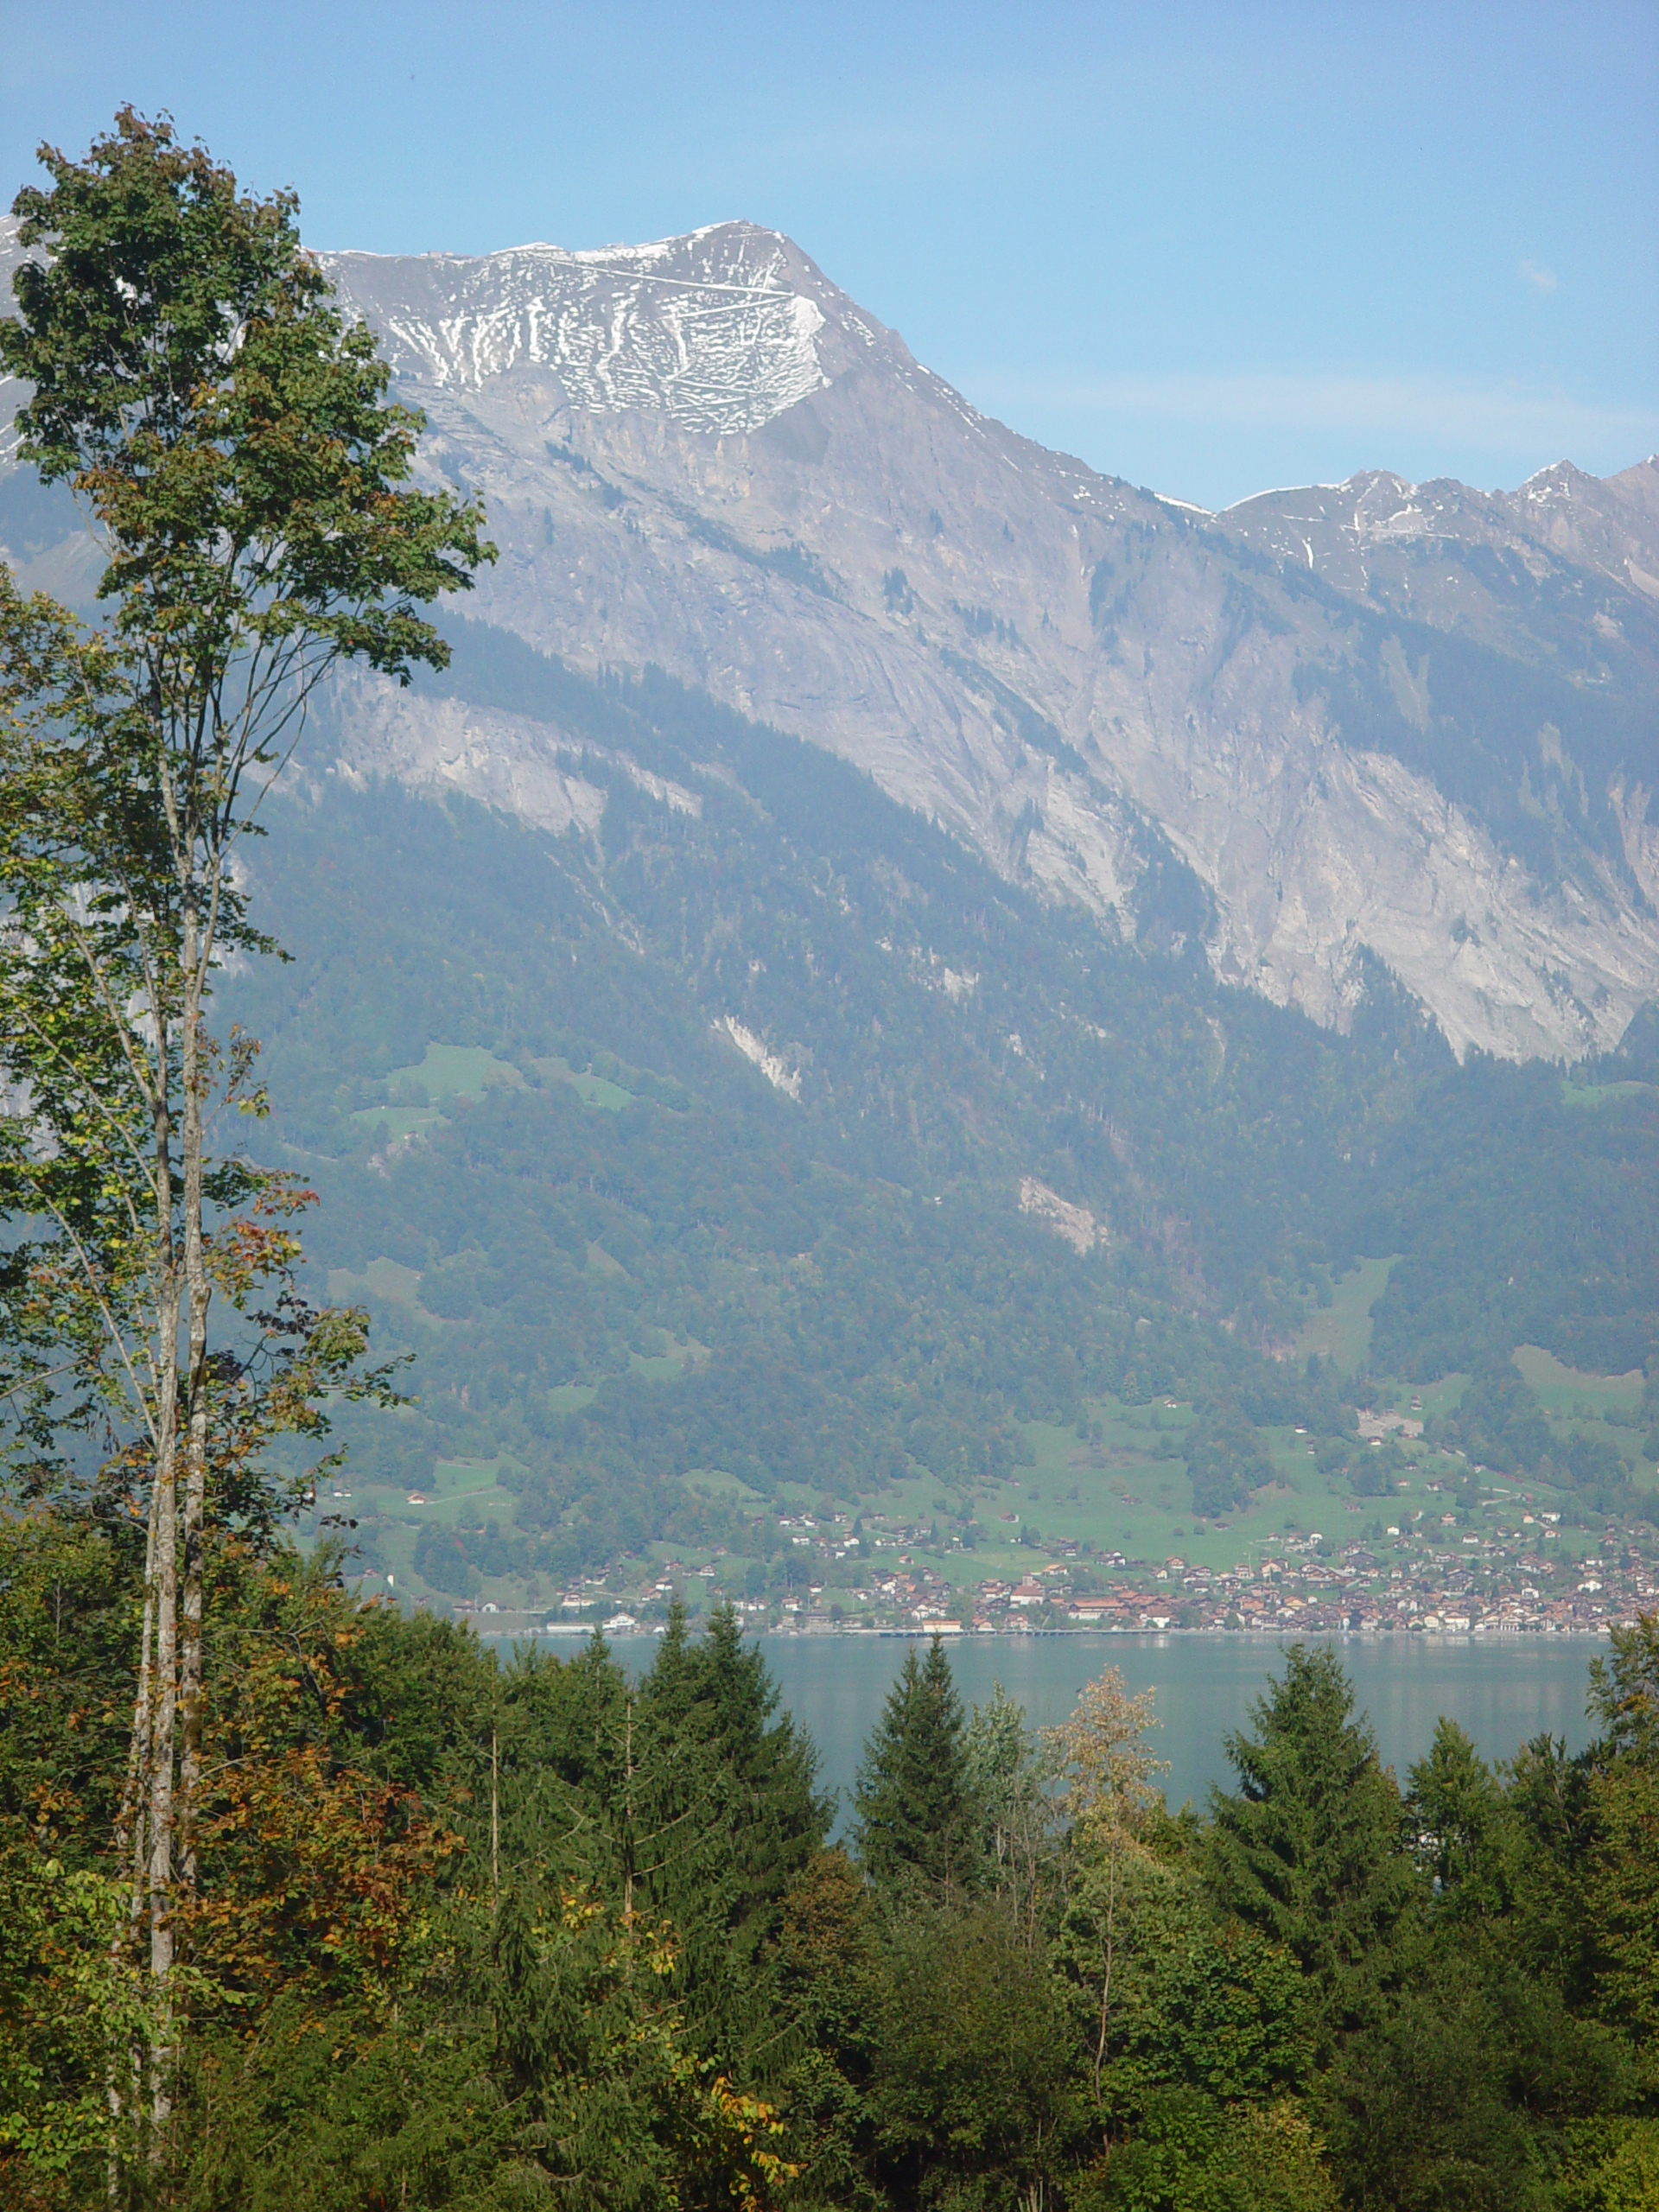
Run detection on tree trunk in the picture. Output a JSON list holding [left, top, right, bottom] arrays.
[[117, 1478, 159, 1923], [177, 892, 210, 1894], [145, 1386, 176, 2138], [1093, 1849, 1118, 2113], [108, 1478, 159, 2195], [145, 1058, 180, 2145]]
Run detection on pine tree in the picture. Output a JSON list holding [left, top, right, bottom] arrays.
[[1407, 1717, 1512, 1915], [626, 1604, 828, 2056], [854, 1634, 976, 1897], [1206, 1643, 1419, 2041]]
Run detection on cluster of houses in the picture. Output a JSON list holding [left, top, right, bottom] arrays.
[[442, 1485, 1659, 1643], [950, 1530, 1657, 1637], [747, 1517, 1652, 1637]]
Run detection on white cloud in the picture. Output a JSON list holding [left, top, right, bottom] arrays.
[[1519, 258, 1559, 292]]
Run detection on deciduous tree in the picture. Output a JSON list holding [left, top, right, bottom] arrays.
[[0, 105, 491, 2149], [1046, 1666, 1165, 2110]]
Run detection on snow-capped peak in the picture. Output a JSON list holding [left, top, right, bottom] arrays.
[[321, 220, 830, 435]]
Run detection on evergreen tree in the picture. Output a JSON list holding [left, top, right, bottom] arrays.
[[1407, 1717, 1514, 1917], [853, 1633, 976, 1897], [1206, 1644, 1420, 2042], [1581, 1615, 1659, 2076], [631, 1602, 828, 2056]]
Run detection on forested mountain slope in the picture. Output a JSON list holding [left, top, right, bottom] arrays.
[[223, 632, 1659, 1590]]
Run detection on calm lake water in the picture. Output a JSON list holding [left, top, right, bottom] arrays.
[[588, 1630, 1602, 1827]]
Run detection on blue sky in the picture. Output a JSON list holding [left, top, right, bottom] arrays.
[[4, 1, 1655, 508]]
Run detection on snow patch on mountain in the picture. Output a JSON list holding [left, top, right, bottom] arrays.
[[325, 227, 829, 435]]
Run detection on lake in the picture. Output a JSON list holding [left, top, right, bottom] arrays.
[[588, 1630, 1603, 1827]]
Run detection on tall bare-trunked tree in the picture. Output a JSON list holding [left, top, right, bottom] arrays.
[[0, 109, 492, 2158]]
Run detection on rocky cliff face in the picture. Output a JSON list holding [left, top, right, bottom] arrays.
[[5, 217, 1657, 1059]]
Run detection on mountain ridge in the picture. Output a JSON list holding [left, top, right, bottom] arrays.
[[315, 219, 1659, 1061], [3, 213, 1656, 1060]]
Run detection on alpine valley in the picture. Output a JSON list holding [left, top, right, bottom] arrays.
[[2, 218, 1656, 1623]]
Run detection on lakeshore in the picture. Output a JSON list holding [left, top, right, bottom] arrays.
[[504, 1617, 1618, 1641]]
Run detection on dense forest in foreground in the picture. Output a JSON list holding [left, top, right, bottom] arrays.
[[4, 1518, 1657, 2211]]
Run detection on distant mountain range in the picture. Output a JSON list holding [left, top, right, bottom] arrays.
[[3, 217, 1657, 1059]]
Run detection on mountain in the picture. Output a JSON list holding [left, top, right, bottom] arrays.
[[313, 222, 1659, 1063], [4, 215, 1657, 1059], [1, 213, 1656, 1615]]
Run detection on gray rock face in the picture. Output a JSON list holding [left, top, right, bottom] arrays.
[[5, 215, 1656, 1059]]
